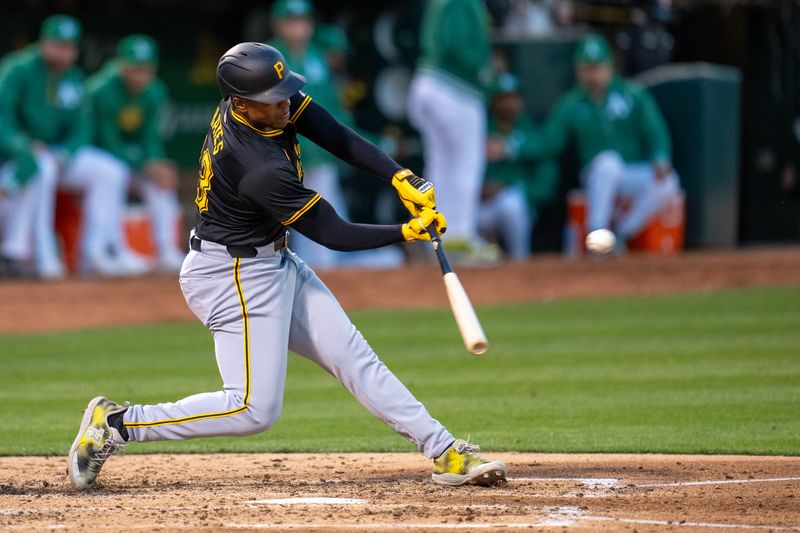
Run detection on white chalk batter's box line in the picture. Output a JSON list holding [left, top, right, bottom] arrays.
[[508, 475, 800, 489]]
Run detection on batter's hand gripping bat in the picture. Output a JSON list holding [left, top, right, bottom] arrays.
[[427, 226, 489, 355]]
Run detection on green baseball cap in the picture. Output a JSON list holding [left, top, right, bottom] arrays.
[[490, 72, 521, 97], [40, 14, 82, 43], [271, 0, 314, 19], [117, 35, 159, 65], [574, 33, 612, 64]]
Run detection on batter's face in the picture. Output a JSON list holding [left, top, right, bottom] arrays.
[[121, 64, 156, 94], [233, 97, 291, 130], [40, 40, 79, 73], [576, 62, 613, 98]]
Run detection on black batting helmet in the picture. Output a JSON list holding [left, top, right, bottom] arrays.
[[216, 42, 306, 104]]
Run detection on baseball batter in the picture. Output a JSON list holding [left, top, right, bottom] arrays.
[[68, 43, 507, 489]]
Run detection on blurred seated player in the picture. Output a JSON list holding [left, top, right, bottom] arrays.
[[534, 33, 679, 250], [481, 73, 558, 260], [87, 35, 185, 272], [0, 15, 125, 278]]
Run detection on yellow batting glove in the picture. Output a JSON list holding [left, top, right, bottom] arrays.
[[401, 208, 447, 242], [392, 168, 435, 217]]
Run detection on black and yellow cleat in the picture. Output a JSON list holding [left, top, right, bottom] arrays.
[[432, 439, 507, 486], [67, 396, 129, 489]]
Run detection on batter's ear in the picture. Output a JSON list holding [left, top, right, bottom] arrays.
[[231, 97, 247, 112]]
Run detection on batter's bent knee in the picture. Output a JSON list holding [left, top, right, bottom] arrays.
[[234, 400, 282, 436]]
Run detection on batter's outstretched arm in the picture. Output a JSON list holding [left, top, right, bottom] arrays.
[[292, 198, 404, 251], [294, 99, 402, 182]]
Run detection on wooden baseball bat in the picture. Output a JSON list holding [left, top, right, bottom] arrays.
[[427, 226, 489, 355]]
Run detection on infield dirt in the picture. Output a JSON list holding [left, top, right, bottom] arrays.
[[1, 453, 799, 531]]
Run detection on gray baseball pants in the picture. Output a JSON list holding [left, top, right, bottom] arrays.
[[123, 237, 454, 459]]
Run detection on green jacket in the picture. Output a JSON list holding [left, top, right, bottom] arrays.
[[416, 0, 491, 98], [0, 45, 90, 188], [537, 76, 672, 168], [87, 62, 167, 169], [270, 38, 347, 169], [485, 115, 559, 207]]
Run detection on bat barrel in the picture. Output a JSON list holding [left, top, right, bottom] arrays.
[[442, 272, 489, 355], [427, 224, 489, 356]]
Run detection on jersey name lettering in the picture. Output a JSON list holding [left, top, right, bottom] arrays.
[[210, 107, 225, 155]]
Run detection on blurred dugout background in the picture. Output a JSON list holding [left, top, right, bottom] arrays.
[[2, 0, 799, 250]]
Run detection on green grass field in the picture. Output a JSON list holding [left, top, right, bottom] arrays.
[[1, 286, 798, 456]]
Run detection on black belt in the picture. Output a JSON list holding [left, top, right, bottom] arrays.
[[190, 233, 288, 258]]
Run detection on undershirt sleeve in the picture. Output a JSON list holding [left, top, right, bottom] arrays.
[[291, 198, 404, 251]]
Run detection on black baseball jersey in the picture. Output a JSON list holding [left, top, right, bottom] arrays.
[[194, 92, 319, 247]]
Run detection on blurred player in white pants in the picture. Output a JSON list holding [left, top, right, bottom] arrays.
[[138, 162, 184, 271], [0, 151, 61, 278], [533, 34, 680, 249], [583, 151, 678, 243], [477, 186, 531, 260], [61, 146, 147, 275], [478, 73, 560, 260], [87, 35, 184, 272], [0, 15, 134, 278], [408, 74, 486, 245], [408, 0, 495, 261], [0, 146, 137, 279]]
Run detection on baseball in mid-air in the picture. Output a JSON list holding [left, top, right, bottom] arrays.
[[585, 229, 617, 254]]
